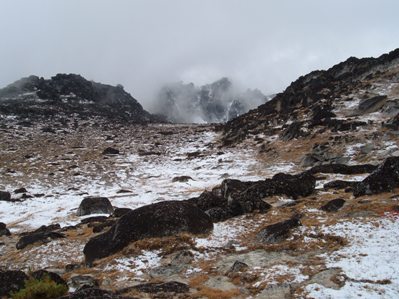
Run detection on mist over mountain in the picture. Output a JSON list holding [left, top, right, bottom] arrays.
[[152, 78, 271, 123]]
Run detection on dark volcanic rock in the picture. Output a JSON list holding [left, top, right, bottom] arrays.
[[354, 157, 399, 196], [0, 270, 28, 297], [16, 230, 65, 249], [83, 201, 213, 264], [76, 197, 114, 216], [320, 198, 346, 212], [102, 147, 120, 155], [0, 191, 11, 202], [129, 281, 189, 294], [256, 214, 302, 244], [172, 175, 193, 182], [112, 208, 132, 218], [307, 163, 378, 175], [14, 187, 28, 194], [188, 172, 315, 222], [323, 180, 358, 191]]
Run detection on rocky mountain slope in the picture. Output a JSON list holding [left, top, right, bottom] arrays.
[[154, 78, 268, 123], [0, 74, 161, 125], [1, 49, 399, 298]]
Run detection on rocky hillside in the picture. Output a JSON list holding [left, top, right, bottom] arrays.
[[223, 48, 399, 152], [154, 77, 268, 123], [1, 50, 399, 298], [0, 74, 161, 125]]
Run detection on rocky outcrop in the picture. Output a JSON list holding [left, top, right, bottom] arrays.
[[83, 201, 213, 264], [223, 48, 399, 144], [0, 73, 161, 124], [354, 156, 399, 196], [188, 172, 315, 222], [76, 197, 114, 216]]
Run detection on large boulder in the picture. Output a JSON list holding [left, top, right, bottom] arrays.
[[0, 270, 28, 297], [83, 201, 213, 264], [76, 197, 114, 216], [353, 157, 399, 196]]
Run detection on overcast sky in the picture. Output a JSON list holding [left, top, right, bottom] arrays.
[[0, 0, 398, 110]]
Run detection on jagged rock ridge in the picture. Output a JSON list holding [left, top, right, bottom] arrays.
[[154, 77, 269, 123], [223, 48, 399, 145], [0, 74, 160, 124]]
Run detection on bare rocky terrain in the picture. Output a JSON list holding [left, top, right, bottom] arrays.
[[1, 49, 399, 298]]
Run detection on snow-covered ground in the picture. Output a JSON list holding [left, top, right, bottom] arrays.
[[0, 128, 274, 232], [305, 215, 399, 298]]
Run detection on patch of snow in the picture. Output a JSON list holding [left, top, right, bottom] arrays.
[[253, 264, 308, 288], [305, 217, 399, 298]]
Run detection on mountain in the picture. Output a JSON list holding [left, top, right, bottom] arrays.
[[154, 77, 269, 123], [0, 74, 161, 125], [223, 48, 399, 152]]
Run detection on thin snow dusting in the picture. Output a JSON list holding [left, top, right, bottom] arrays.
[[305, 216, 399, 298], [104, 250, 162, 276], [0, 128, 266, 232]]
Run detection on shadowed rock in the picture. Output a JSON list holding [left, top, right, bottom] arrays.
[[0, 191, 11, 202], [0, 222, 11, 236], [256, 214, 302, 244], [102, 147, 119, 155], [76, 197, 114, 216], [354, 157, 399, 196], [83, 201, 213, 264], [188, 172, 315, 222], [320, 198, 346, 212], [120, 281, 190, 294], [16, 231, 65, 249], [323, 180, 358, 191], [0, 270, 28, 297], [307, 163, 377, 175]]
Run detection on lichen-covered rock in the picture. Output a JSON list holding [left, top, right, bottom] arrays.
[[83, 201, 213, 264]]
